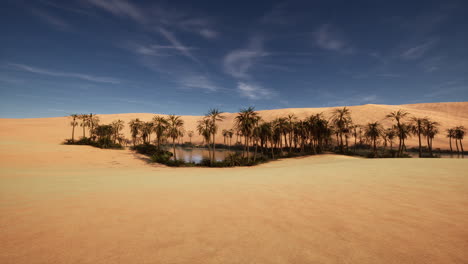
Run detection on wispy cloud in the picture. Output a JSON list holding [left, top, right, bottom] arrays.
[[199, 29, 218, 39], [85, 0, 218, 39], [125, 42, 196, 57], [400, 39, 438, 60], [9, 63, 120, 84], [178, 75, 218, 92], [223, 37, 268, 79], [237, 82, 274, 100], [158, 27, 200, 64], [260, 3, 292, 25], [314, 24, 352, 53], [85, 0, 146, 23], [31, 8, 70, 31]]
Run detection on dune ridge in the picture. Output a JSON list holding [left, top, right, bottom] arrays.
[[1, 102, 466, 149]]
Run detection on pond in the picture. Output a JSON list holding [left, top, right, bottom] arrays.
[[163, 147, 247, 164], [406, 152, 465, 159]]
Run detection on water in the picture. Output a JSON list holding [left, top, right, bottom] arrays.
[[406, 152, 465, 159], [163, 147, 246, 164]]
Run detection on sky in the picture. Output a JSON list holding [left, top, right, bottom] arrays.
[[1, 0, 467, 118]]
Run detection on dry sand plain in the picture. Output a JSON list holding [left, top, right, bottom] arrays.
[[1, 102, 468, 263]]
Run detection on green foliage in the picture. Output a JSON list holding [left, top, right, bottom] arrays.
[[63, 137, 123, 149], [150, 151, 173, 163]]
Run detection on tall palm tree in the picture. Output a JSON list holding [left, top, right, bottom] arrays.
[[227, 129, 234, 150], [235, 107, 259, 161], [69, 114, 79, 142], [187, 130, 194, 144], [88, 114, 100, 140], [365, 122, 383, 155], [79, 114, 90, 138], [140, 122, 154, 144], [386, 110, 409, 157], [454, 126, 465, 154], [423, 119, 439, 157], [152, 116, 168, 149], [206, 108, 225, 164], [197, 118, 213, 159], [128, 118, 142, 146], [167, 115, 184, 160], [331, 107, 352, 153], [411, 117, 427, 157], [286, 114, 297, 153], [110, 119, 125, 144], [446, 128, 455, 153], [384, 127, 396, 151], [222, 129, 228, 145]]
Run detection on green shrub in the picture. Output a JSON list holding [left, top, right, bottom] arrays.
[[63, 137, 123, 149], [150, 151, 173, 163], [132, 144, 161, 156]]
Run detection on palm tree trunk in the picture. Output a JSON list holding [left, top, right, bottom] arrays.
[[212, 132, 216, 164], [373, 138, 377, 155], [172, 138, 176, 160], [247, 137, 251, 162], [418, 132, 422, 158], [398, 136, 402, 157], [455, 138, 460, 154], [449, 137, 452, 153], [72, 125, 75, 142], [354, 135, 357, 153], [460, 139, 464, 154], [254, 140, 258, 162], [427, 135, 432, 157]]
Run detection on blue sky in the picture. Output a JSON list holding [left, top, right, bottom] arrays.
[[1, 0, 467, 118]]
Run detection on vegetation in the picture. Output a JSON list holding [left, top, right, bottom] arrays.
[[447, 126, 465, 156], [65, 106, 466, 166]]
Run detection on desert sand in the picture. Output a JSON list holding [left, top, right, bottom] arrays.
[[1, 102, 468, 263]]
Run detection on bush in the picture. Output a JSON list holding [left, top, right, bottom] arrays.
[[150, 151, 173, 163], [63, 137, 123, 149], [132, 144, 161, 156]]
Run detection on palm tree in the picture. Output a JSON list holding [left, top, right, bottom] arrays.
[[423, 119, 439, 157], [222, 129, 228, 145], [286, 114, 297, 153], [411, 117, 427, 157], [365, 122, 383, 155], [140, 122, 154, 144], [128, 118, 142, 146], [69, 114, 79, 142], [384, 127, 396, 151], [386, 110, 409, 157], [206, 108, 225, 164], [227, 129, 234, 150], [446, 128, 455, 153], [399, 123, 412, 154], [152, 116, 168, 149], [167, 115, 184, 160], [110, 119, 125, 144], [187, 130, 194, 144], [197, 118, 213, 159], [331, 107, 352, 153], [88, 114, 100, 140], [78, 114, 90, 138], [454, 126, 465, 155], [235, 107, 259, 161]]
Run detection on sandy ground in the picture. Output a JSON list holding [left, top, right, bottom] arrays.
[[1, 102, 468, 263]]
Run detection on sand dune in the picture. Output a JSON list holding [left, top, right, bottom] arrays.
[[1, 102, 468, 263], [1, 102, 467, 149]]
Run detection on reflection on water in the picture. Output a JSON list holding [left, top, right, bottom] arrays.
[[163, 147, 245, 163], [406, 152, 465, 159]]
